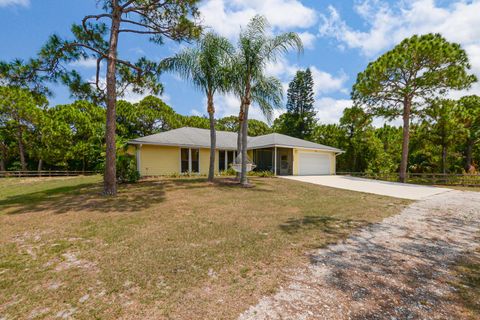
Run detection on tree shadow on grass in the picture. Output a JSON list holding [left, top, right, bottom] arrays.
[[279, 215, 365, 235], [1, 180, 168, 215], [0, 177, 276, 215], [165, 177, 275, 193]]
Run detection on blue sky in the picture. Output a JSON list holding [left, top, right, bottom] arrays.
[[1, 0, 479, 124]]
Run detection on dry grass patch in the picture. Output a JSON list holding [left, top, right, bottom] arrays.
[[449, 245, 480, 319], [0, 176, 410, 319]]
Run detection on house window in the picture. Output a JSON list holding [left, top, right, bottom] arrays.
[[191, 149, 199, 173], [219, 150, 235, 171], [254, 149, 273, 171], [181, 148, 189, 173], [219, 150, 226, 171], [227, 151, 234, 166], [181, 148, 200, 173]]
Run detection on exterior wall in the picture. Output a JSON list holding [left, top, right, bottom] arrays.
[[137, 145, 222, 176], [136, 144, 337, 176], [139, 145, 180, 176], [199, 149, 220, 175], [292, 148, 336, 175]]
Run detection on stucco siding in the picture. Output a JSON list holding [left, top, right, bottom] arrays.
[[199, 148, 220, 175], [139, 145, 222, 176], [139, 145, 180, 176], [292, 148, 336, 175]]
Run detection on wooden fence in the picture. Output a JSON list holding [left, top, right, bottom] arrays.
[[337, 172, 480, 187], [0, 171, 98, 178]]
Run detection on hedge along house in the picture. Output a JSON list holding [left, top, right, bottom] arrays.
[[128, 127, 343, 176]]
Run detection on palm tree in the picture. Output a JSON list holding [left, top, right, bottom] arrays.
[[232, 74, 284, 180], [162, 33, 234, 182], [232, 15, 303, 186]]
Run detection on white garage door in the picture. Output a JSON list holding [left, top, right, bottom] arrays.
[[298, 152, 331, 175]]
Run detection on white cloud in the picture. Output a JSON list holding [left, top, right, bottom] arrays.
[[319, 0, 480, 57], [465, 44, 480, 75], [199, 0, 317, 39], [319, 0, 480, 98], [87, 75, 170, 104], [265, 56, 298, 79], [0, 0, 29, 7], [265, 56, 348, 96], [298, 32, 316, 49], [309, 66, 348, 95], [191, 93, 282, 124], [190, 108, 203, 117], [69, 57, 99, 69], [314, 98, 352, 124], [122, 90, 171, 104]]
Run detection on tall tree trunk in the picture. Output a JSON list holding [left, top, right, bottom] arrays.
[[0, 141, 6, 171], [465, 138, 474, 172], [352, 147, 357, 172], [236, 103, 244, 181], [441, 145, 447, 175], [103, 4, 121, 196], [399, 98, 411, 183], [240, 98, 250, 186], [16, 126, 27, 171], [37, 159, 43, 171], [207, 93, 216, 182]]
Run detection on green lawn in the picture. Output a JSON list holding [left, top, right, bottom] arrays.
[[0, 176, 410, 319], [0, 175, 102, 210]]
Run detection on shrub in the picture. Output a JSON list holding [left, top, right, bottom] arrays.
[[219, 167, 237, 176], [218, 168, 273, 177], [248, 170, 274, 177], [116, 154, 140, 183]]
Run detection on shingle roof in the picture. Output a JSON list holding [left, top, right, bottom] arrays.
[[129, 127, 239, 150], [129, 127, 343, 152], [249, 133, 342, 152]]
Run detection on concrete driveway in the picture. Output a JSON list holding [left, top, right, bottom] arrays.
[[281, 175, 452, 200]]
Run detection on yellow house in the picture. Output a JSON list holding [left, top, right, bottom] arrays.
[[128, 127, 343, 176]]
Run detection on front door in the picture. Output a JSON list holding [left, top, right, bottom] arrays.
[[278, 149, 292, 175]]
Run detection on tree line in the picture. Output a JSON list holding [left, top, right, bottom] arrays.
[[0, 93, 272, 172], [3, 83, 478, 178], [310, 96, 480, 175]]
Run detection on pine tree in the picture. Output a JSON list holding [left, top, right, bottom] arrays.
[[282, 68, 317, 139]]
